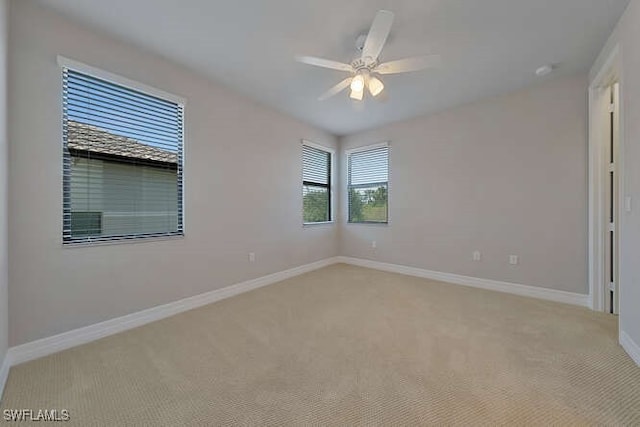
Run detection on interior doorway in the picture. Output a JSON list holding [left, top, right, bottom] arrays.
[[589, 46, 622, 314]]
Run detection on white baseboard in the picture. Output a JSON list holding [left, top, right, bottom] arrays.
[[7, 257, 339, 367], [336, 256, 590, 307], [0, 353, 9, 400], [620, 331, 640, 366]]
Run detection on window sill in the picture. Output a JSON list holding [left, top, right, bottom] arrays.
[[62, 233, 184, 248], [303, 221, 335, 227], [347, 221, 389, 226]]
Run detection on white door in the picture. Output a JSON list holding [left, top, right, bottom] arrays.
[[604, 82, 619, 315]]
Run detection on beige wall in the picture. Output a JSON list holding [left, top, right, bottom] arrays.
[[8, 1, 338, 346], [0, 0, 8, 362], [340, 74, 588, 294], [591, 0, 640, 350]]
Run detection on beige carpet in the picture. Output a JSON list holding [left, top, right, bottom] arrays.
[[2, 264, 639, 426]]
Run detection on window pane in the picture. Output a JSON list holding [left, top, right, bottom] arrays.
[[348, 184, 388, 223], [348, 145, 389, 223], [302, 145, 330, 185], [303, 185, 329, 223], [302, 143, 331, 223], [348, 146, 388, 186], [63, 68, 183, 243], [70, 211, 102, 237]]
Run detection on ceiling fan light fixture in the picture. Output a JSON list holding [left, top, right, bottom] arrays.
[[350, 73, 365, 92], [350, 88, 364, 101], [368, 76, 385, 97]]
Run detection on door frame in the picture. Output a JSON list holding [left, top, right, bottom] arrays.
[[588, 44, 624, 312]]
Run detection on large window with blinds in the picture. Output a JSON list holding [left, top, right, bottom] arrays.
[[347, 144, 389, 223], [62, 63, 184, 244], [302, 142, 333, 224]]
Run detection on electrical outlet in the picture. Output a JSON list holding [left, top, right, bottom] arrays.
[[509, 255, 519, 265], [473, 251, 481, 261], [249, 252, 256, 263], [372, 241, 377, 249]]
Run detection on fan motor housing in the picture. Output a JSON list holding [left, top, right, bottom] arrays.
[[351, 57, 377, 71]]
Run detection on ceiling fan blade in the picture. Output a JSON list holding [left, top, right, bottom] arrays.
[[295, 56, 353, 72], [361, 10, 394, 63], [376, 55, 442, 75], [318, 77, 353, 101]]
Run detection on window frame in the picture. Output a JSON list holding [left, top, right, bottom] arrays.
[[346, 142, 390, 225], [59, 56, 186, 246], [302, 140, 335, 226]]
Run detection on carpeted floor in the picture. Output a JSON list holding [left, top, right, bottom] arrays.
[[2, 263, 639, 425]]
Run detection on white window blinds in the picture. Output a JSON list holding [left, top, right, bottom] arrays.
[[302, 143, 331, 223], [62, 67, 184, 244], [348, 145, 389, 223]]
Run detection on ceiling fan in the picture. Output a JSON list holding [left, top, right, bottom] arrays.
[[296, 10, 441, 101]]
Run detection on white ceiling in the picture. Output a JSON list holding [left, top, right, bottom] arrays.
[[38, 0, 629, 135]]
